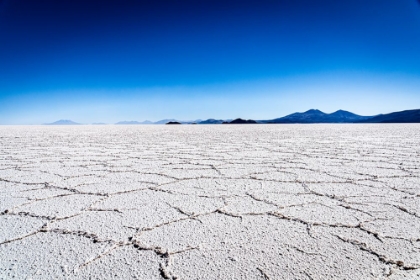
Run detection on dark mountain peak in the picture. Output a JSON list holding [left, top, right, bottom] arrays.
[[331, 109, 346, 114], [276, 109, 327, 123], [327, 110, 371, 122], [229, 118, 257, 124], [329, 110, 357, 116], [304, 109, 326, 115]]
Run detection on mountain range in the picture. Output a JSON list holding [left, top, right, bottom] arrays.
[[357, 109, 420, 123], [262, 109, 373, 123], [44, 109, 420, 125]]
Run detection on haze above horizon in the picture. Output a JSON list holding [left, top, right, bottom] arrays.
[[1, 0, 420, 124]]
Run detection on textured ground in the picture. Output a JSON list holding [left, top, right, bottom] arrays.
[[1, 124, 420, 279]]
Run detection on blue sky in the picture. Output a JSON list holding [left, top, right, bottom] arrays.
[[1, 0, 420, 124]]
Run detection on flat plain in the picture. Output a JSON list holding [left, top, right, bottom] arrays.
[[1, 124, 419, 279]]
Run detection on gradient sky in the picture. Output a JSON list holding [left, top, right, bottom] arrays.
[[1, 0, 420, 124]]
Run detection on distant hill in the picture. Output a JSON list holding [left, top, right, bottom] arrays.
[[199, 119, 234, 124], [166, 121, 181, 125], [115, 121, 151, 125], [325, 110, 372, 122], [272, 109, 327, 123], [199, 119, 225, 124], [154, 119, 178, 124], [179, 119, 202, 124], [357, 109, 420, 123], [264, 109, 372, 123], [229, 118, 257, 124], [189, 119, 202, 123], [152, 119, 201, 124], [44, 120, 80, 125]]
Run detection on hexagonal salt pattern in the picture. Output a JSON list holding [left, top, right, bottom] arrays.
[[1, 124, 419, 279]]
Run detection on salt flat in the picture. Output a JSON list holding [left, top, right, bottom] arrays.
[[0, 124, 419, 279]]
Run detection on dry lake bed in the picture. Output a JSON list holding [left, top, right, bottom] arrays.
[[1, 124, 419, 279]]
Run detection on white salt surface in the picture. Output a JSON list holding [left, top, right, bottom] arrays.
[[1, 124, 419, 279]]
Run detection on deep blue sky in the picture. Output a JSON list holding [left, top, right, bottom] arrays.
[[1, 0, 420, 124]]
